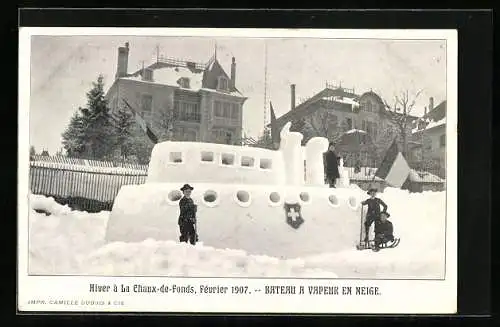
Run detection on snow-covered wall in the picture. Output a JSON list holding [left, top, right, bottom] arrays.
[[106, 183, 363, 258], [147, 141, 286, 185]]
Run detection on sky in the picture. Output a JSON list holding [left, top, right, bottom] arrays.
[[28, 35, 447, 154]]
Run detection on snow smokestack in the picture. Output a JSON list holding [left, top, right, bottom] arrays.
[[291, 84, 296, 110]]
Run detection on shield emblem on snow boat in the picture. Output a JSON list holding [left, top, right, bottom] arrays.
[[284, 203, 304, 229]]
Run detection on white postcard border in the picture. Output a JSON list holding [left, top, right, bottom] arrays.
[[18, 27, 457, 314]]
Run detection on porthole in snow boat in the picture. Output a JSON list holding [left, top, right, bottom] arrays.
[[348, 196, 358, 210], [201, 151, 214, 162], [299, 192, 310, 204], [169, 152, 183, 163], [221, 153, 235, 166], [167, 190, 183, 205], [259, 158, 272, 170], [268, 191, 281, 206], [235, 190, 252, 207], [328, 194, 340, 208], [202, 190, 219, 207]]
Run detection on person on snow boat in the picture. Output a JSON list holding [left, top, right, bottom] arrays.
[[361, 188, 388, 244], [178, 184, 198, 245], [372, 211, 395, 252]]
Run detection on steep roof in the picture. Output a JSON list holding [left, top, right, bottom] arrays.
[[269, 87, 419, 128], [270, 87, 359, 127], [424, 100, 446, 121], [122, 57, 244, 97], [411, 100, 446, 134]]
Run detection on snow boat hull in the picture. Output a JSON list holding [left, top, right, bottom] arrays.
[[105, 183, 362, 259]]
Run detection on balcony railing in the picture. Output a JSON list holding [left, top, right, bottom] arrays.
[[213, 116, 239, 126], [174, 112, 201, 123]]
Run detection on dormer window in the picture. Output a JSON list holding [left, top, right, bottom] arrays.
[[217, 76, 229, 91], [178, 77, 190, 89], [142, 68, 153, 82]]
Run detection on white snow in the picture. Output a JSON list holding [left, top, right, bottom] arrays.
[[28, 187, 446, 279], [345, 129, 367, 135], [424, 117, 446, 130], [322, 96, 360, 108], [27, 124, 445, 279], [123, 66, 204, 90], [412, 117, 446, 134]]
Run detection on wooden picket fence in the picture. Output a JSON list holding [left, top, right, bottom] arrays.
[[29, 156, 148, 212]]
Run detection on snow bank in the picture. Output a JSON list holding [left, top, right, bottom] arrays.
[[105, 183, 363, 259], [29, 188, 446, 278], [28, 194, 337, 277]]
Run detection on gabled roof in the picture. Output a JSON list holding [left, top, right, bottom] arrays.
[[270, 87, 359, 127], [424, 100, 446, 121], [119, 57, 244, 97], [411, 100, 446, 134], [268, 87, 419, 128]]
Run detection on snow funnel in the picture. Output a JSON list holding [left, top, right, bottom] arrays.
[[106, 123, 362, 259]]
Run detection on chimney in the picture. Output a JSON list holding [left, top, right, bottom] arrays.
[[424, 106, 428, 116], [115, 42, 130, 80], [429, 97, 434, 112], [291, 84, 296, 110], [230, 57, 236, 90]]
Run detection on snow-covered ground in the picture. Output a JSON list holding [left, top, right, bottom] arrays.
[[28, 187, 446, 279]]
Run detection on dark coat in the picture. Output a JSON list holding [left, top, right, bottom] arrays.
[[323, 150, 340, 179], [361, 197, 388, 218], [178, 197, 197, 225], [375, 220, 394, 238]]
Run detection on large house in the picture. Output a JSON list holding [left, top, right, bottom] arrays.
[[409, 98, 446, 178], [268, 83, 419, 166], [105, 42, 248, 145]]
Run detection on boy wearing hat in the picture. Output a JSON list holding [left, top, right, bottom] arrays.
[[361, 188, 388, 244], [372, 211, 394, 252], [178, 184, 198, 245]]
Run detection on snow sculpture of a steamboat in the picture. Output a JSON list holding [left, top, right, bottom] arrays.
[[105, 123, 363, 258]]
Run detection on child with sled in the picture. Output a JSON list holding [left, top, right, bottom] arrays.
[[178, 184, 199, 245], [372, 211, 395, 252], [361, 188, 388, 244]]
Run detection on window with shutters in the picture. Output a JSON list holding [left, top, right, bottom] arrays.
[[141, 94, 153, 112]]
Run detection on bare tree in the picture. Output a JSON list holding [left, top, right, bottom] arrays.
[[382, 89, 423, 157], [303, 108, 344, 143]]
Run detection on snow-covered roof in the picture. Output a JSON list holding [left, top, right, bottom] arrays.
[[412, 117, 446, 134], [425, 117, 446, 130], [345, 129, 367, 135], [123, 66, 204, 90], [409, 170, 445, 183], [322, 96, 360, 109], [200, 88, 244, 97]]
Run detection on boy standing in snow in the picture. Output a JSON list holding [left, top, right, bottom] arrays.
[[178, 184, 198, 245], [361, 188, 388, 244], [372, 212, 394, 252]]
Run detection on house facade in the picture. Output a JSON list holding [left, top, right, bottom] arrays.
[[409, 99, 446, 178], [269, 83, 418, 166], [105, 42, 247, 145]]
